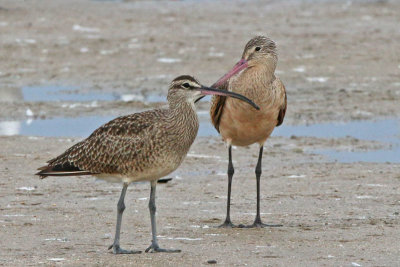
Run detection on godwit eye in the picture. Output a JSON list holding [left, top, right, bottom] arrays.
[[255, 46, 261, 51], [182, 83, 190, 88]]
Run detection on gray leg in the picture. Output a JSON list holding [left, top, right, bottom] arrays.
[[145, 180, 181, 253], [240, 146, 282, 228], [218, 145, 237, 228], [108, 182, 141, 254]]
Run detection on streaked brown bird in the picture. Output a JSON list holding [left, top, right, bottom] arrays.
[[210, 36, 287, 228], [36, 75, 259, 254]]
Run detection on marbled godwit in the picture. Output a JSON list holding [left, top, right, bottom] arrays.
[[36, 75, 259, 254], [210, 36, 287, 228]]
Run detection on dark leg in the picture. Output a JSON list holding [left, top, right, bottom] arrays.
[[145, 181, 181, 253], [218, 145, 237, 228], [240, 146, 282, 228], [108, 182, 141, 254]]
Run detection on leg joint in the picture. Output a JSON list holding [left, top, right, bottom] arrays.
[[228, 167, 234, 176], [149, 201, 156, 213], [255, 166, 262, 176], [117, 200, 126, 213]]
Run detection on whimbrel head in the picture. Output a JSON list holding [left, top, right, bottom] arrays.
[[213, 36, 277, 87], [168, 75, 259, 110]]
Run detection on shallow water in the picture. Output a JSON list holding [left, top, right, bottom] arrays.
[[0, 113, 217, 138], [2, 83, 399, 163], [21, 85, 166, 103], [273, 119, 400, 163], [22, 85, 118, 102], [273, 119, 400, 143], [1, 116, 399, 163]]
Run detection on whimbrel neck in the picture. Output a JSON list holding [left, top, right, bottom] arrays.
[[167, 96, 199, 150]]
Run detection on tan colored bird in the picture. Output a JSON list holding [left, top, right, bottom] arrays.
[[210, 36, 287, 228], [36, 75, 259, 254]]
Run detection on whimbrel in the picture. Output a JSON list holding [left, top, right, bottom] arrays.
[[36, 75, 259, 254], [210, 36, 287, 228]]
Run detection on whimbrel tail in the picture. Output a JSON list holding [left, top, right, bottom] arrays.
[[36, 162, 93, 179]]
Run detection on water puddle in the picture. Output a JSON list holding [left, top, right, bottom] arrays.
[[1, 116, 399, 163], [273, 118, 400, 163], [21, 85, 118, 102], [17, 85, 166, 103], [0, 116, 114, 138], [1, 83, 400, 164], [0, 113, 217, 138], [273, 119, 399, 142], [0, 83, 203, 104]]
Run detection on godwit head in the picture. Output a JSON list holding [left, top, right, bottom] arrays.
[[214, 36, 278, 88]]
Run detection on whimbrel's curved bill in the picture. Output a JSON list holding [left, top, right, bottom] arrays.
[[196, 85, 259, 110]]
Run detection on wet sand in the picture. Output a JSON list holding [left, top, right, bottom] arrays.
[[0, 0, 399, 266], [1, 135, 399, 266]]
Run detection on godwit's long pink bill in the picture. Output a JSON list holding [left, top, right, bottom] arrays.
[[213, 58, 248, 88]]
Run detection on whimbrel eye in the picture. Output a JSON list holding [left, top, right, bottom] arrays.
[[255, 47, 261, 51], [182, 83, 190, 88]]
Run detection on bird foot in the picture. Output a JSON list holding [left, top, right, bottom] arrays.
[[108, 244, 141, 254], [238, 220, 283, 228], [216, 220, 238, 228], [145, 244, 181, 253]]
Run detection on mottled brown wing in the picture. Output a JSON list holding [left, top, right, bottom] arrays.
[[210, 80, 229, 133], [36, 110, 164, 178], [276, 81, 287, 127]]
